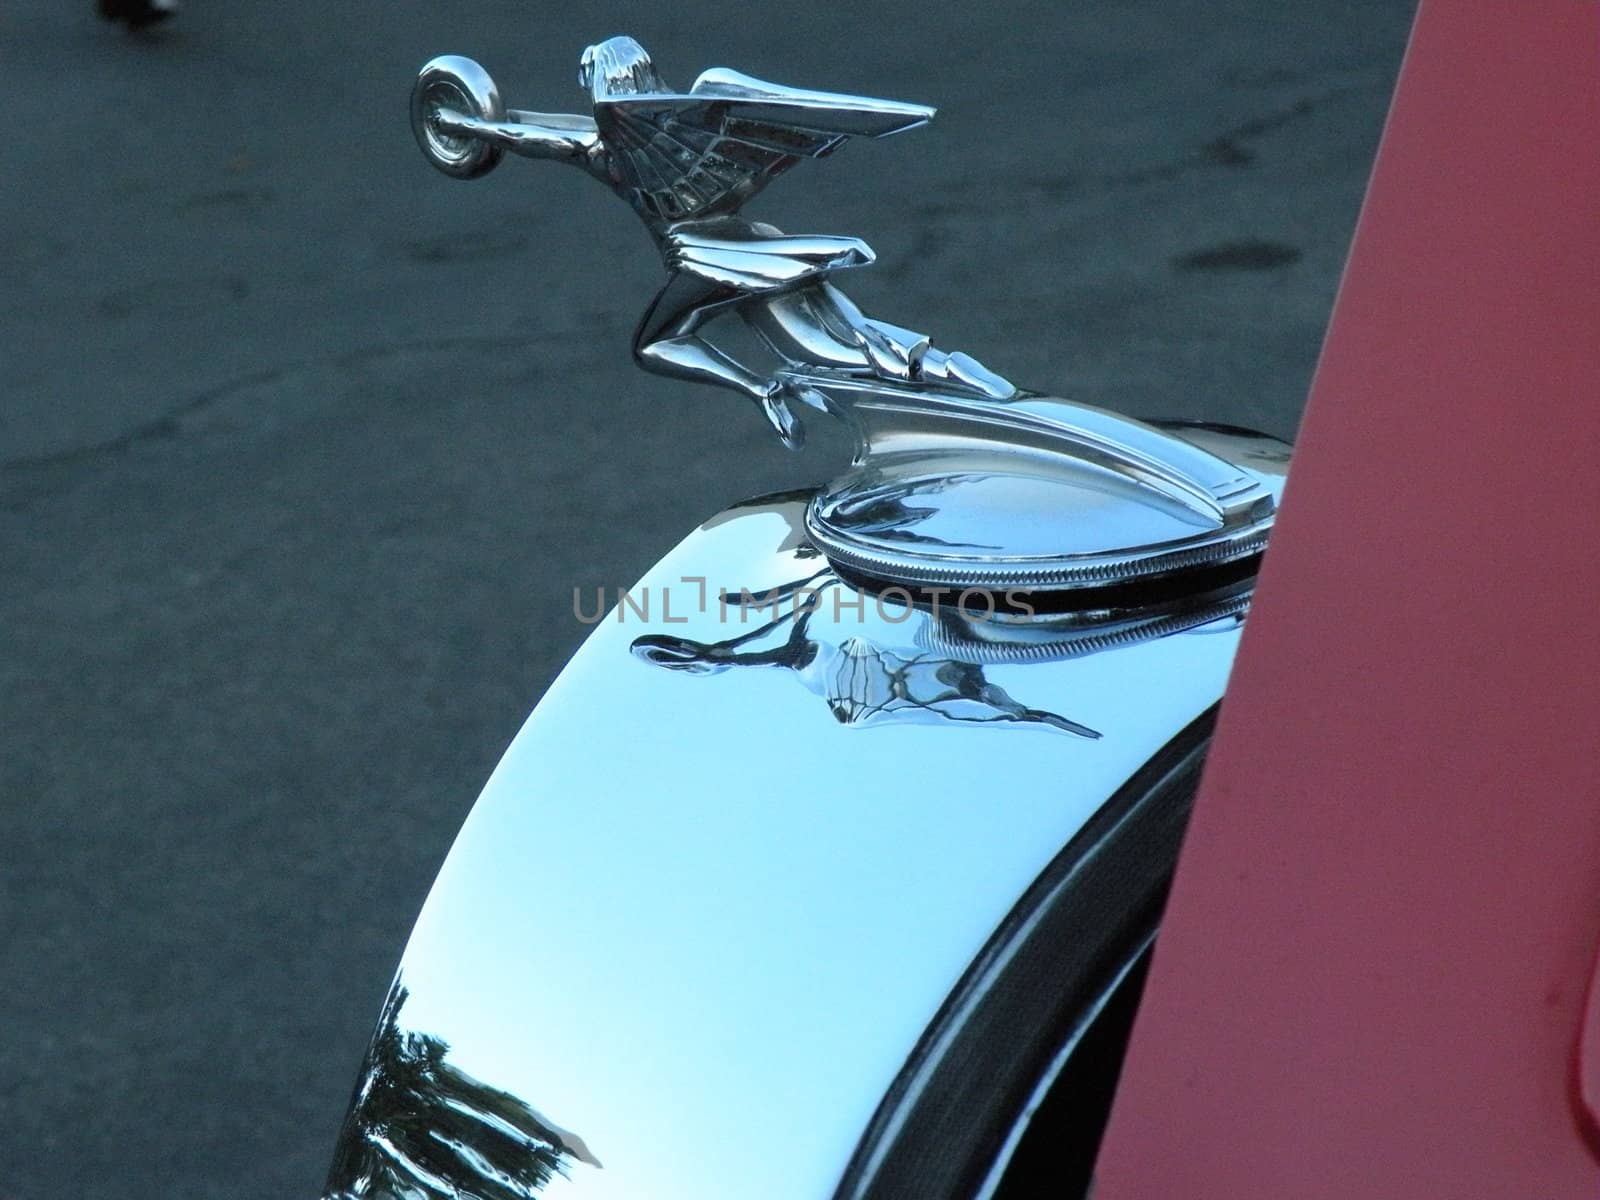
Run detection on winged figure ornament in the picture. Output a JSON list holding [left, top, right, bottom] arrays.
[[411, 36, 1015, 449]]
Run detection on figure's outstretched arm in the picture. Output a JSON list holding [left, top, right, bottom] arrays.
[[432, 108, 601, 168]]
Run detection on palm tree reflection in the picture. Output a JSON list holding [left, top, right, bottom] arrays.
[[325, 981, 600, 1200]]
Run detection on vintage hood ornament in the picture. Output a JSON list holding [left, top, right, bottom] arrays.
[[411, 37, 1284, 601]]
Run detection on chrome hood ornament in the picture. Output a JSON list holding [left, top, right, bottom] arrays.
[[411, 36, 1284, 600]]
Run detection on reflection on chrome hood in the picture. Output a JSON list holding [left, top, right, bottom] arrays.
[[320, 489, 1280, 1200], [327, 981, 600, 1200], [629, 564, 1255, 739], [630, 570, 1103, 738]]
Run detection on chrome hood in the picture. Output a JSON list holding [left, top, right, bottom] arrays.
[[329, 34, 1297, 1199], [322, 477, 1280, 1200]]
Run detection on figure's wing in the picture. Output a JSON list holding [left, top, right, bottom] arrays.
[[595, 71, 934, 223], [688, 69, 936, 138]]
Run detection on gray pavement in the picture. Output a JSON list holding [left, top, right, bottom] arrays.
[[1, 2, 1413, 1194]]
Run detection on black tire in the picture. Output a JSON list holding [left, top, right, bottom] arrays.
[[832, 710, 1214, 1200]]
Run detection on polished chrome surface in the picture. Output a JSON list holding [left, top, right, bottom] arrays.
[[410, 38, 1284, 596], [323, 494, 1254, 1200], [807, 408, 1289, 591], [412, 56, 509, 181], [409, 37, 1008, 453]]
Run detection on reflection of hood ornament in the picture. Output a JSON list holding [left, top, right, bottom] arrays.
[[630, 569, 1253, 738], [636, 612, 1100, 738], [412, 37, 1289, 602]]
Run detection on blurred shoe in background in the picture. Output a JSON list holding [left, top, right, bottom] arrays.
[[97, 0, 178, 30]]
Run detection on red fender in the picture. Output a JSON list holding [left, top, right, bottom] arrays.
[[1093, 2, 1600, 1194]]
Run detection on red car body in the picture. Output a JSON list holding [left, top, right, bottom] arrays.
[[1095, 2, 1600, 1193]]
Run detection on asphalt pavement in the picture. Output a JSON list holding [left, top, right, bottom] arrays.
[[1, 2, 1413, 1194]]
